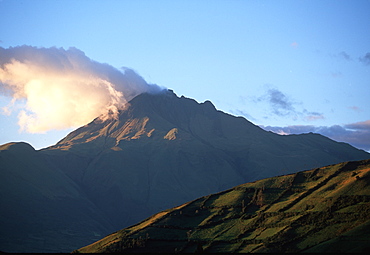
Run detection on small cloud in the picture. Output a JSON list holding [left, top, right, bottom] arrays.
[[276, 129, 289, 135], [262, 88, 295, 116], [359, 52, 370, 65], [255, 87, 324, 122], [268, 89, 294, 111], [338, 51, 351, 61], [348, 106, 362, 112], [1, 106, 11, 115], [329, 51, 352, 62], [291, 42, 298, 48], [305, 112, 325, 121], [330, 71, 342, 78]]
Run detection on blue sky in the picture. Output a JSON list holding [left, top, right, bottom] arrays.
[[0, 0, 369, 151]]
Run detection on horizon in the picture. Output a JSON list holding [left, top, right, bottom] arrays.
[[1, 88, 369, 154]]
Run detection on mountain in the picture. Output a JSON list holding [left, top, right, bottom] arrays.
[[0, 89, 369, 252], [0, 142, 114, 253], [43, 89, 369, 227], [75, 159, 370, 253]]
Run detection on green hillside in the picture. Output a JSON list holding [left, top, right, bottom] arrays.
[[76, 159, 370, 253]]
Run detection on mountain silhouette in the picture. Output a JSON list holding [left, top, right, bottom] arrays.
[[0, 89, 369, 252], [75, 159, 370, 253], [0, 142, 114, 253]]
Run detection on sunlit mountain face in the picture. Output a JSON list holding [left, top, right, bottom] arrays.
[[76, 159, 370, 253], [1, 89, 369, 252]]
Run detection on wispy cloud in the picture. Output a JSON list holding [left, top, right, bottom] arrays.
[[326, 51, 370, 66], [261, 119, 370, 152], [258, 88, 295, 116], [330, 51, 352, 62], [330, 71, 342, 78], [348, 106, 362, 112], [359, 52, 370, 65], [304, 111, 325, 121], [338, 51, 352, 61], [255, 87, 324, 122]]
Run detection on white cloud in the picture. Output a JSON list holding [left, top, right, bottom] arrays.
[[0, 46, 162, 133]]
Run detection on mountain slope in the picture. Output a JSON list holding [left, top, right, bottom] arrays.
[[43, 90, 369, 230], [76, 159, 370, 253], [1, 89, 369, 252], [0, 142, 115, 253]]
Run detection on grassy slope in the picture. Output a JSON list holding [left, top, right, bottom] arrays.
[[76, 159, 370, 253]]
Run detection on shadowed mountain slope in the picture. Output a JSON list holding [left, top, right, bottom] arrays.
[[1, 89, 369, 252], [76, 159, 370, 253], [43, 90, 369, 229], [0, 142, 114, 253]]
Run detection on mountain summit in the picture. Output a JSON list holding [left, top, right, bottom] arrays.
[[1, 89, 369, 252], [51, 89, 265, 152]]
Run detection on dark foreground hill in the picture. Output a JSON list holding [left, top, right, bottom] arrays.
[[0, 90, 369, 252], [0, 142, 114, 253], [76, 159, 370, 253]]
